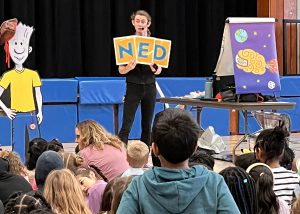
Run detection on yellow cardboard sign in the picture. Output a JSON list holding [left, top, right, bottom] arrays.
[[153, 38, 171, 68], [113, 36, 171, 68], [113, 36, 136, 65], [135, 36, 155, 65]]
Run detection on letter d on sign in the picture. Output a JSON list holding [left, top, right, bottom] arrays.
[[153, 38, 171, 68], [154, 45, 166, 60]]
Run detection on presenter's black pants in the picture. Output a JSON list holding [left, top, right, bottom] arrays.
[[118, 82, 156, 146]]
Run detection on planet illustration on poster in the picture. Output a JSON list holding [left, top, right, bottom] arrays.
[[268, 81, 276, 89], [235, 29, 248, 43]]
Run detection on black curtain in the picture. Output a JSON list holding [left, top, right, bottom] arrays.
[[0, 0, 256, 78]]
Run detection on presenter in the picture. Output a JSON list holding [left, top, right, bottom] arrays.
[[118, 10, 162, 146]]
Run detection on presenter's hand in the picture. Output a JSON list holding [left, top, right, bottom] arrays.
[[126, 59, 137, 72], [3, 108, 16, 120], [118, 60, 137, 74], [150, 63, 162, 75], [37, 111, 43, 124]]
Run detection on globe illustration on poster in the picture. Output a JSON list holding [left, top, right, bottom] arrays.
[[235, 29, 248, 43]]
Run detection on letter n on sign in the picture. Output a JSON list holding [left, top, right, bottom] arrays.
[[113, 36, 136, 65]]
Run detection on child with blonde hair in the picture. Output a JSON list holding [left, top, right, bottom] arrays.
[[0, 150, 28, 178], [122, 141, 149, 177], [44, 168, 92, 214]]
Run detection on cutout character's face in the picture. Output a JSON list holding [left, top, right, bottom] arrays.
[[8, 23, 33, 66]]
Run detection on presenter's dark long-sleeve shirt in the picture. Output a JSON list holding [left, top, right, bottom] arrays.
[[125, 64, 155, 84]]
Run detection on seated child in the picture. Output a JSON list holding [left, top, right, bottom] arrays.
[[5, 191, 53, 214], [188, 147, 215, 170], [219, 166, 257, 214], [62, 152, 83, 174], [117, 109, 239, 213], [75, 167, 107, 214], [122, 141, 149, 177]]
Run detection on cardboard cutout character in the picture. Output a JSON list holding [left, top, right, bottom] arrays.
[[0, 22, 43, 162]]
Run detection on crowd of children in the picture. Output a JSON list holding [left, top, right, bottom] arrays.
[[0, 108, 300, 214]]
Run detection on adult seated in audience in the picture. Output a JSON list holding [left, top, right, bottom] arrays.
[[254, 124, 300, 206], [219, 166, 258, 214], [234, 153, 258, 171], [246, 163, 290, 214], [5, 191, 54, 214], [76, 120, 129, 181], [122, 141, 149, 177], [44, 169, 92, 214], [63, 152, 83, 174], [0, 157, 32, 204], [75, 167, 107, 214], [0, 150, 29, 180], [188, 147, 215, 170], [35, 151, 64, 193], [117, 109, 239, 214]]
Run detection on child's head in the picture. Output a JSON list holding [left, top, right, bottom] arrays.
[[152, 109, 200, 165], [5, 191, 53, 214], [254, 125, 289, 164], [101, 178, 117, 212], [280, 145, 295, 170], [219, 166, 257, 214], [246, 163, 279, 213], [35, 151, 64, 191], [100, 176, 134, 213], [26, 137, 47, 170], [127, 141, 149, 168], [46, 139, 64, 153], [188, 147, 215, 170], [44, 169, 91, 214], [292, 195, 300, 214], [74, 167, 102, 194], [0, 150, 27, 176], [62, 152, 83, 173], [234, 153, 258, 171], [8, 22, 34, 66]]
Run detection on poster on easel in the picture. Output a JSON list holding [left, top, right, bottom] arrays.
[[214, 18, 281, 95]]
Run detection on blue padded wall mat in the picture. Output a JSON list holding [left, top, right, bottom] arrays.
[[39, 105, 77, 143], [42, 78, 78, 103], [156, 77, 206, 97], [77, 77, 126, 104], [78, 104, 115, 135], [277, 97, 300, 131], [280, 76, 300, 97]]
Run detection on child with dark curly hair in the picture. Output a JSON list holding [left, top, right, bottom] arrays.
[[254, 125, 300, 207]]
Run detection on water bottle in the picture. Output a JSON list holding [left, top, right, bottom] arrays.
[[205, 79, 213, 99]]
